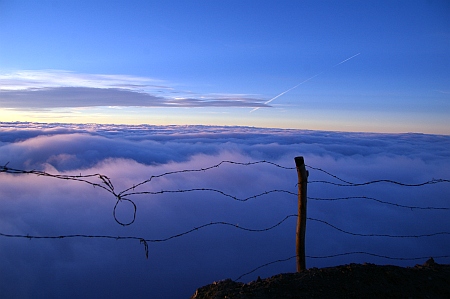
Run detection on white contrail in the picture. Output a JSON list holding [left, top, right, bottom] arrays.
[[250, 53, 360, 113], [333, 52, 361, 67]]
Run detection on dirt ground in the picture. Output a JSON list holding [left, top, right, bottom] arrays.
[[190, 258, 450, 299]]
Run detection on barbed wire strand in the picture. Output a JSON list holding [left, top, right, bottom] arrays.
[[117, 160, 295, 197], [1, 161, 294, 226], [309, 178, 450, 187], [2, 160, 449, 283], [0, 215, 298, 259], [309, 217, 450, 238], [305, 164, 354, 185], [305, 165, 450, 187], [235, 253, 450, 281], [123, 188, 297, 201], [2, 214, 448, 258], [2, 162, 449, 227], [309, 196, 450, 210], [122, 188, 448, 211], [0, 165, 114, 194], [0, 214, 297, 241]]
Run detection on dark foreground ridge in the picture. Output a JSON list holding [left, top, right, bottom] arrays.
[[191, 258, 450, 299]]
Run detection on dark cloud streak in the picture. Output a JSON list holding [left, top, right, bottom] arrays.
[[0, 87, 268, 109]]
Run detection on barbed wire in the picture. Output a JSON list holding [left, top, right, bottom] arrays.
[[117, 160, 295, 197], [0, 214, 298, 259], [0, 164, 114, 194], [309, 217, 450, 238], [4, 214, 445, 243], [235, 253, 450, 281], [121, 187, 448, 211], [2, 214, 448, 261], [309, 196, 450, 210], [305, 164, 450, 187], [2, 159, 449, 283], [305, 164, 353, 184], [124, 188, 297, 201], [2, 161, 449, 226], [309, 178, 450, 187], [122, 188, 449, 211], [1, 160, 295, 226]]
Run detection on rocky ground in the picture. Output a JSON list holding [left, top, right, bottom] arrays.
[[191, 258, 450, 298]]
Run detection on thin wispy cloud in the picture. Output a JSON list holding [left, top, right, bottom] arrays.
[[0, 70, 268, 109], [0, 70, 168, 91]]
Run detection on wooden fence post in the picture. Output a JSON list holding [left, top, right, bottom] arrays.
[[295, 156, 308, 272]]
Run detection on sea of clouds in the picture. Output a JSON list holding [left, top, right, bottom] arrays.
[[1, 122, 449, 298]]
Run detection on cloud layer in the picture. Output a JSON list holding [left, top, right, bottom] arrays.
[[0, 122, 449, 298], [0, 70, 268, 109]]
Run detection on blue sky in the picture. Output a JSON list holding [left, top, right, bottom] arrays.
[[0, 0, 449, 133]]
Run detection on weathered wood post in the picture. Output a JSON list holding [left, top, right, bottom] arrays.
[[295, 156, 308, 271]]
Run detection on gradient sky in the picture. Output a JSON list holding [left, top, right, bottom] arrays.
[[0, 0, 449, 133]]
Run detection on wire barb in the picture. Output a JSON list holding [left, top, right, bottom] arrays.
[[140, 239, 149, 259]]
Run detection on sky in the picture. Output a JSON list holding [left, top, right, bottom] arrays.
[[0, 0, 449, 134], [0, 122, 449, 298], [0, 1, 449, 298]]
